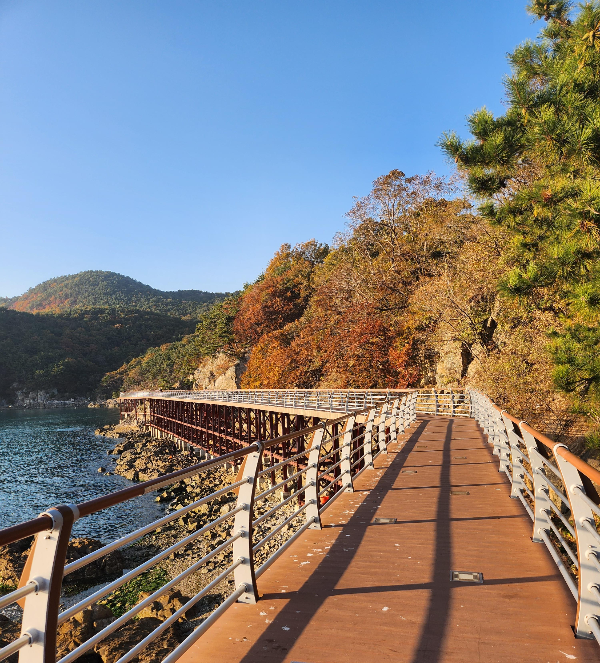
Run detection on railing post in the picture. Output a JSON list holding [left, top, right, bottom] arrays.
[[404, 394, 412, 428], [500, 414, 522, 492], [434, 389, 438, 416], [490, 410, 509, 470], [396, 397, 405, 437], [233, 445, 262, 604], [519, 425, 553, 543], [378, 402, 389, 454], [411, 392, 418, 425], [19, 505, 78, 663], [339, 416, 356, 492], [388, 399, 400, 444], [305, 427, 325, 529], [555, 446, 600, 639], [473, 392, 483, 428], [362, 408, 376, 469], [404, 393, 413, 429], [450, 391, 455, 417]]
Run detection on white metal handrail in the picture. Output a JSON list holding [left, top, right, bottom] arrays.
[[0, 392, 418, 663], [469, 388, 600, 644], [119, 388, 414, 414]]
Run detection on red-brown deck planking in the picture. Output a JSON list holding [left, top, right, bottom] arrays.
[[179, 415, 600, 662]]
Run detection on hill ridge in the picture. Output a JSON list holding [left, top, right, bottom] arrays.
[[2, 270, 228, 318]]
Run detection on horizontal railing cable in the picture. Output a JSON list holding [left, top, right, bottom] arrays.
[[0, 389, 425, 663]]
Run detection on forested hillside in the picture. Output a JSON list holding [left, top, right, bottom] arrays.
[[0, 308, 198, 401], [107, 172, 502, 396], [2, 271, 226, 318], [0, 272, 228, 403], [100, 300, 239, 395], [108, 1, 600, 449]]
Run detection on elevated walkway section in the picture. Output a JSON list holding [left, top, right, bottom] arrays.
[[118, 388, 432, 421], [181, 415, 598, 662], [3, 389, 600, 663]]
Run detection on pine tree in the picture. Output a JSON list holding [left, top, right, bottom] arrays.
[[440, 1, 600, 407]]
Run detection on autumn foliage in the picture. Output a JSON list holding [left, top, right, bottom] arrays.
[[233, 241, 328, 347], [238, 171, 473, 389]]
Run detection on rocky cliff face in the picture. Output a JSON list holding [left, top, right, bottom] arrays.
[[191, 352, 247, 390]]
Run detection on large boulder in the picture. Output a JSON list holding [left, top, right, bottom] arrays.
[[94, 617, 179, 663], [56, 605, 115, 663], [64, 539, 123, 584], [56, 609, 97, 662], [136, 589, 190, 621]]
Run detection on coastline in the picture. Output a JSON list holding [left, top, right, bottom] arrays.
[[0, 417, 303, 663], [0, 399, 119, 411]]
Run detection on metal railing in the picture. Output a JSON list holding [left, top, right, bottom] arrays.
[[469, 388, 600, 644], [0, 392, 418, 663], [415, 389, 470, 417], [119, 388, 414, 413]]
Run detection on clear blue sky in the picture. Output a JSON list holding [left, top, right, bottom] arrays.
[[0, 1, 541, 297]]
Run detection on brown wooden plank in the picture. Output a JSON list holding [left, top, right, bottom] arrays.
[[178, 416, 600, 662]]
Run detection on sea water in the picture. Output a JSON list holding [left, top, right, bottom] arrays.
[[0, 408, 164, 543]]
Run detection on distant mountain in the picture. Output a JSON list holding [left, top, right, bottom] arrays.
[[0, 271, 234, 403], [1, 271, 228, 318]]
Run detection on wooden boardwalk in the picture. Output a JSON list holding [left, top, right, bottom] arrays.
[[181, 416, 600, 662]]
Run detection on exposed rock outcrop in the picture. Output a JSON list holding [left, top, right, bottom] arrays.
[[95, 420, 141, 438], [113, 440, 200, 483], [13, 389, 90, 409], [88, 400, 119, 409], [191, 352, 247, 390]]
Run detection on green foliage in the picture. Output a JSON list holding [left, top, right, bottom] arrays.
[[101, 296, 240, 394], [551, 324, 600, 398], [100, 568, 168, 618], [585, 428, 600, 450], [0, 307, 198, 401], [439, 0, 600, 407], [5, 271, 227, 318]]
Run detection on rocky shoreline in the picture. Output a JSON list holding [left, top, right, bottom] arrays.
[[0, 396, 119, 410], [0, 419, 303, 663]]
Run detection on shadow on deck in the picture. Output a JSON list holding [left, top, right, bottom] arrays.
[[179, 416, 599, 663]]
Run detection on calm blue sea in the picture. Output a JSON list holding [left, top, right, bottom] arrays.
[[0, 408, 164, 543]]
